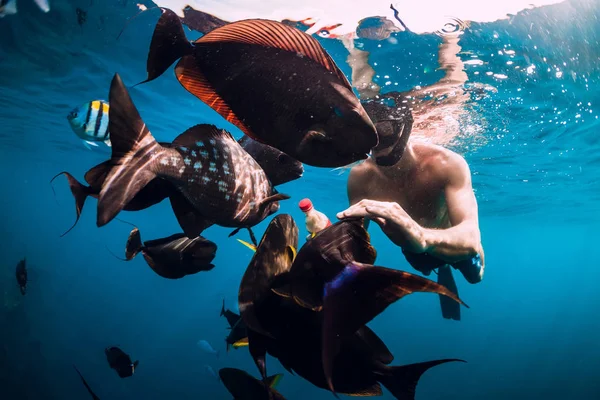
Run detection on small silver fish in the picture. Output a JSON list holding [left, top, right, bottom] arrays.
[[197, 340, 219, 358], [67, 100, 111, 149], [204, 364, 220, 381]]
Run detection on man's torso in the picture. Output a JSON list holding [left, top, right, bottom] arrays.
[[349, 142, 457, 229]]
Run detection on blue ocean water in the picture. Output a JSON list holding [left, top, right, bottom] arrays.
[[1, 0, 599, 399]]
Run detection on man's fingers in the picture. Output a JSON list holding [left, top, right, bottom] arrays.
[[364, 205, 392, 219], [372, 217, 387, 226], [337, 206, 368, 219]]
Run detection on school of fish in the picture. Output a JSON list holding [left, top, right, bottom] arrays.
[[46, 6, 472, 399]]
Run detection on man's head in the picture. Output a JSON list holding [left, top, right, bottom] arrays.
[[362, 92, 413, 167]]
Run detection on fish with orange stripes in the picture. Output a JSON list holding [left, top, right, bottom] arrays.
[[140, 8, 377, 168], [96, 74, 288, 241]]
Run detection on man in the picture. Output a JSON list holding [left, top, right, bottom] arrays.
[[337, 31, 484, 321]]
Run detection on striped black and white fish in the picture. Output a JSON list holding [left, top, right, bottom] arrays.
[[67, 100, 111, 149]]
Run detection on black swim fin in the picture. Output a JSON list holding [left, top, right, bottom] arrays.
[[438, 265, 460, 321]]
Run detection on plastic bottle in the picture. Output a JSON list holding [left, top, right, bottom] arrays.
[[299, 198, 331, 239]]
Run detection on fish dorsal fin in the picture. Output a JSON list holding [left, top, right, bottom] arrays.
[[175, 57, 254, 139], [197, 19, 351, 90], [265, 373, 283, 389], [172, 124, 235, 147], [237, 239, 257, 252]]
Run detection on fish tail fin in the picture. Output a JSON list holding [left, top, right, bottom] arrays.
[[220, 298, 226, 317], [125, 227, 143, 260], [133, 360, 139, 371], [378, 359, 465, 400], [140, 8, 194, 85], [97, 74, 166, 227], [438, 265, 461, 321], [322, 263, 469, 393], [50, 172, 91, 237]]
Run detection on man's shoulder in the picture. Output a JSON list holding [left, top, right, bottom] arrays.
[[348, 160, 378, 195], [413, 142, 470, 179], [349, 159, 377, 179]]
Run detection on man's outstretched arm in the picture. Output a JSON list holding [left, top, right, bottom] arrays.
[[420, 154, 484, 265]]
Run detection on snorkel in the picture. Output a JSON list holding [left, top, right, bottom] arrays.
[[362, 93, 414, 167]]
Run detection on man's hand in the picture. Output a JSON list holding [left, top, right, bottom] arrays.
[[336, 199, 427, 253]]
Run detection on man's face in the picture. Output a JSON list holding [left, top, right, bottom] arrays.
[[362, 95, 413, 166]]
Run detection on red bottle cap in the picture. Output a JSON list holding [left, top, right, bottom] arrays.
[[299, 198, 313, 212]]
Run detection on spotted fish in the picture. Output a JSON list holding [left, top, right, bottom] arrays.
[[140, 8, 377, 168], [67, 100, 111, 149], [96, 74, 288, 238]]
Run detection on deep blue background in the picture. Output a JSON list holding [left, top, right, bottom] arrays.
[[1, 0, 599, 399]]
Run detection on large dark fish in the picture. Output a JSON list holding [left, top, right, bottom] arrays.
[[258, 297, 461, 399], [15, 258, 27, 295], [53, 135, 298, 237], [239, 238, 464, 399], [269, 218, 469, 393], [219, 368, 285, 400], [73, 365, 101, 400], [238, 214, 298, 339], [105, 346, 138, 378], [270, 218, 377, 311], [96, 74, 288, 239], [124, 227, 217, 279], [238, 136, 303, 186], [141, 8, 378, 168]]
